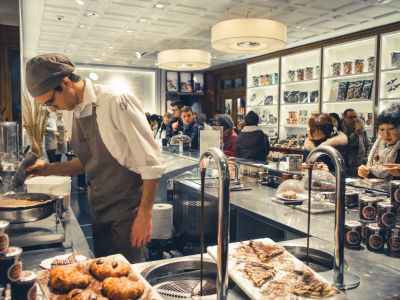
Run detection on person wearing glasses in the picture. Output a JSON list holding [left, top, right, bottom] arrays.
[[166, 100, 183, 138], [24, 53, 164, 263], [358, 106, 400, 180], [341, 109, 369, 177]]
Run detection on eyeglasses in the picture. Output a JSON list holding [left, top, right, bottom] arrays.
[[42, 89, 57, 107], [345, 115, 357, 119]]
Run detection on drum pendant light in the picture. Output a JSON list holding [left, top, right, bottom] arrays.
[[157, 49, 211, 70], [211, 19, 287, 53]]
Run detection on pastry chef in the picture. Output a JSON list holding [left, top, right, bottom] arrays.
[[25, 53, 164, 263]]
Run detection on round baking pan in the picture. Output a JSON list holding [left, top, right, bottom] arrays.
[[0, 193, 57, 224]]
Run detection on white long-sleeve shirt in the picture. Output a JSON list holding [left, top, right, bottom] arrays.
[[72, 79, 165, 180]]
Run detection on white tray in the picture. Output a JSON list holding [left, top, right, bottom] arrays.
[[207, 238, 345, 300]]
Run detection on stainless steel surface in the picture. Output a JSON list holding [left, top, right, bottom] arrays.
[[306, 145, 360, 290], [283, 245, 335, 273], [199, 147, 230, 300], [0, 193, 58, 224]]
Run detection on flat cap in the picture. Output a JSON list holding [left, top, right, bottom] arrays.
[[25, 53, 75, 97]]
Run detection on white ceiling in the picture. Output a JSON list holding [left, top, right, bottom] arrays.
[[20, 0, 400, 69]]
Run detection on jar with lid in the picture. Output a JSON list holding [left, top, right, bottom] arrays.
[[366, 223, 385, 252], [359, 196, 379, 221], [345, 220, 362, 249], [377, 202, 396, 229], [387, 224, 400, 255]]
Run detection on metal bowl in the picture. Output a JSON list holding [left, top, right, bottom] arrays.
[[0, 193, 58, 224]]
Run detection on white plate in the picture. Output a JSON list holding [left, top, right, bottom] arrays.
[[40, 252, 89, 269], [275, 193, 307, 202]]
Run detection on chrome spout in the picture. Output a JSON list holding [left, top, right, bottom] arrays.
[[199, 147, 230, 300], [306, 145, 360, 290], [228, 161, 240, 185]]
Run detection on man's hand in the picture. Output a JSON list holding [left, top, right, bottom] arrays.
[[130, 210, 152, 248], [384, 164, 400, 177], [27, 159, 50, 176], [172, 121, 179, 131], [358, 165, 371, 178]]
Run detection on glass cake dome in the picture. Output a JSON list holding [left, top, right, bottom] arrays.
[[301, 170, 336, 207], [275, 179, 307, 201]]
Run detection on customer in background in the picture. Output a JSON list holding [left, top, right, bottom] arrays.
[[217, 114, 237, 157], [358, 106, 400, 179], [329, 113, 342, 131], [235, 120, 245, 135], [235, 111, 270, 162], [55, 111, 67, 161], [181, 106, 203, 150], [149, 114, 162, 138], [341, 109, 369, 177], [168, 101, 183, 138], [45, 111, 60, 163], [304, 113, 349, 172], [160, 112, 173, 138]]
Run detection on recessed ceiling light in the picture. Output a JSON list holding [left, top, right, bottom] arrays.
[[376, 0, 392, 3], [154, 3, 164, 9], [135, 51, 142, 59], [79, 25, 88, 28], [93, 58, 102, 61], [84, 11, 97, 17], [138, 18, 147, 22], [101, 52, 107, 56], [76, 0, 85, 5], [296, 25, 305, 30], [126, 29, 134, 33], [108, 46, 114, 49]]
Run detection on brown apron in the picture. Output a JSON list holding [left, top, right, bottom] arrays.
[[71, 102, 144, 263]]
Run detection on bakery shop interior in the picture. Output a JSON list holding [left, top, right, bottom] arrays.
[[1, 0, 400, 299]]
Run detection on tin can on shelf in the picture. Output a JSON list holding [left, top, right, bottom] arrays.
[[345, 220, 362, 249], [343, 61, 353, 75], [377, 202, 396, 229], [287, 70, 295, 82], [331, 63, 341, 76], [0, 220, 10, 255], [10, 270, 37, 300], [390, 180, 400, 207], [366, 223, 385, 252], [345, 191, 359, 209], [0, 247, 23, 284], [354, 59, 364, 74], [360, 219, 373, 244], [288, 154, 303, 172], [367, 56, 375, 72], [387, 224, 400, 255], [359, 196, 379, 221], [296, 69, 304, 81], [305, 67, 314, 80]]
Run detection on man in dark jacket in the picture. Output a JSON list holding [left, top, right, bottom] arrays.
[[341, 109, 369, 176], [235, 111, 270, 162], [181, 106, 203, 149], [166, 100, 183, 138]]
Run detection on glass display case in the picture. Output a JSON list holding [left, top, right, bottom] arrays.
[[280, 49, 321, 140], [379, 30, 400, 112], [322, 36, 377, 136], [246, 59, 279, 138]]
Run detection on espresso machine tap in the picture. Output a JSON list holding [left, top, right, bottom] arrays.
[[306, 145, 360, 290], [199, 147, 230, 300]]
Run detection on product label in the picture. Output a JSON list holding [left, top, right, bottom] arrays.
[[369, 235, 383, 250], [346, 231, 360, 245], [389, 236, 400, 251], [362, 206, 376, 219], [394, 188, 400, 203], [28, 284, 37, 300], [382, 212, 396, 227], [0, 234, 9, 254], [7, 262, 22, 282]]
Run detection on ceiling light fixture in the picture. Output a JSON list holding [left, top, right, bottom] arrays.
[[84, 11, 97, 17], [154, 3, 164, 9], [89, 72, 99, 81], [211, 18, 287, 53], [108, 46, 114, 49], [135, 51, 142, 59], [126, 29, 134, 33], [157, 49, 211, 71], [376, 0, 392, 4], [138, 18, 147, 22], [79, 25, 88, 28], [76, 0, 85, 5]]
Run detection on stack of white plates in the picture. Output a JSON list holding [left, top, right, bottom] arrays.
[[152, 203, 173, 240]]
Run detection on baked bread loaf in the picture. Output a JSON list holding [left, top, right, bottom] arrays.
[[282, 190, 297, 199], [66, 288, 108, 300], [102, 277, 144, 300], [49, 266, 91, 292], [89, 258, 131, 281]]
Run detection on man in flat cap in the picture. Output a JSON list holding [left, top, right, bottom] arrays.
[[25, 53, 164, 262]]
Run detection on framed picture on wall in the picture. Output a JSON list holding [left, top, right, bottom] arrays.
[[193, 73, 204, 93], [224, 99, 232, 115], [166, 71, 178, 92], [180, 72, 193, 93]]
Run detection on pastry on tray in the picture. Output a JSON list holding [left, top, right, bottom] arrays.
[[49, 266, 91, 292], [102, 276, 145, 300], [89, 258, 131, 281], [66, 288, 108, 300], [243, 262, 276, 287], [282, 190, 298, 199], [249, 240, 285, 262]]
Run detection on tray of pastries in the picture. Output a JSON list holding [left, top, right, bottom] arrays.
[[37, 254, 161, 300], [208, 238, 345, 300]]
